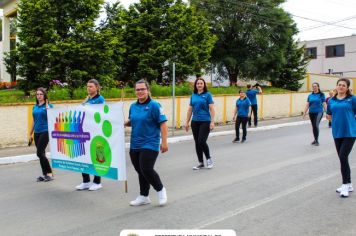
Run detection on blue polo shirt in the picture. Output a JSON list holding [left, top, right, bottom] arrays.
[[246, 89, 259, 105], [33, 103, 54, 133], [236, 98, 251, 117], [307, 93, 325, 113], [85, 94, 105, 104], [190, 92, 214, 122], [327, 96, 356, 139], [129, 98, 167, 152]]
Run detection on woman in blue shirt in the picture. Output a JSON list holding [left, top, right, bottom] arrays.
[[75, 79, 106, 191], [326, 78, 356, 198], [29, 87, 54, 182], [232, 90, 251, 143], [303, 82, 327, 146], [185, 78, 215, 170], [125, 79, 168, 206]]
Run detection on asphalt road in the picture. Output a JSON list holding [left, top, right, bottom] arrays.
[[1, 120, 355, 236]]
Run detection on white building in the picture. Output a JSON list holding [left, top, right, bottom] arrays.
[[302, 35, 356, 77], [0, 0, 17, 82]]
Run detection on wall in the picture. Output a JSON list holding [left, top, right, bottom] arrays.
[[0, 92, 316, 148]]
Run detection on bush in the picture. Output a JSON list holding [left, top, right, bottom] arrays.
[[47, 86, 71, 101]]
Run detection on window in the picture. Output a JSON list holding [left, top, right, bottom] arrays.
[[305, 47, 317, 59], [326, 44, 345, 58]]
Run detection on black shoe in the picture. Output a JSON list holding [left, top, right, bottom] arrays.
[[311, 141, 319, 146], [232, 138, 240, 143], [193, 163, 204, 170], [44, 175, 54, 182], [241, 139, 246, 143], [36, 176, 45, 182]]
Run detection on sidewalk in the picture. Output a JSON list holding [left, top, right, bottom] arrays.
[[0, 116, 311, 164]]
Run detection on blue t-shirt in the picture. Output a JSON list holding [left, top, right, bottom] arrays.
[[85, 94, 105, 104], [307, 93, 325, 113], [236, 98, 251, 117], [190, 92, 214, 122], [246, 89, 259, 105], [327, 96, 356, 139], [129, 98, 167, 152], [33, 103, 54, 133]]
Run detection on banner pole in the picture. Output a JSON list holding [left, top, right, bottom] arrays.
[[125, 180, 128, 193]]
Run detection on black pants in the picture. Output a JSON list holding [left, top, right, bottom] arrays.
[[309, 112, 323, 142], [34, 132, 52, 176], [191, 121, 211, 163], [236, 117, 248, 140], [334, 138, 356, 184], [248, 104, 258, 126], [130, 149, 163, 196], [82, 174, 101, 184]]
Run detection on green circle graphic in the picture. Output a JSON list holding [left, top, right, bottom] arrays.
[[90, 136, 112, 176], [94, 112, 101, 124], [104, 105, 109, 114], [102, 120, 112, 138]]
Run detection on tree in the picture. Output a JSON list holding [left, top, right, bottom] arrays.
[[119, 0, 216, 83], [13, 0, 116, 94], [271, 40, 309, 91], [190, 0, 297, 85]]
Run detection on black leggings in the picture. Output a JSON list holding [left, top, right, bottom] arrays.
[[309, 112, 323, 142], [34, 132, 52, 176], [130, 149, 163, 196], [191, 121, 211, 163], [236, 117, 248, 140], [248, 104, 258, 126], [82, 174, 101, 184], [334, 138, 356, 184]]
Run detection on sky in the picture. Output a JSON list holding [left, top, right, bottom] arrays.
[[106, 0, 356, 41]]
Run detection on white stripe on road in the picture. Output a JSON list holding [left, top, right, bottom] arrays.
[[195, 166, 349, 229], [0, 119, 313, 165]]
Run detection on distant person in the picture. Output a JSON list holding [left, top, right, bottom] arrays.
[[232, 90, 251, 143], [125, 79, 168, 206], [185, 78, 215, 170], [29, 87, 54, 182], [303, 82, 327, 146], [75, 79, 105, 191], [326, 78, 356, 198], [246, 83, 262, 127], [326, 89, 335, 128]]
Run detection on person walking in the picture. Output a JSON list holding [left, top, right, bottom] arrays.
[[125, 79, 168, 206], [185, 77, 215, 170], [246, 83, 262, 127], [326, 89, 335, 128], [303, 82, 327, 146], [326, 78, 356, 198], [232, 90, 251, 143], [75, 79, 105, 191], [29, 87, 54, 182]]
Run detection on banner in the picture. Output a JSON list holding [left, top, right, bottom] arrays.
[[48, 102, 126, 181]]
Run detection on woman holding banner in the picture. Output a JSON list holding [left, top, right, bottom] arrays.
[[75, 79, 105, 191], [125, 79, 168, 206], [29, 87, 54, 182]]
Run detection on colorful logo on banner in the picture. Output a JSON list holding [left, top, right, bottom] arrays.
[[51, 105, 113, 176]]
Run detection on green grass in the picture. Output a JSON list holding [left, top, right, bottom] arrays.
[[0, 85, 291, 104]]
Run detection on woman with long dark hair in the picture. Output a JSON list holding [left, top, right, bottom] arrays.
[[185, 78, 215, 170], [327, 78, 356, 198], [29, 87, 54, 182], [303, 82, 327, 146]]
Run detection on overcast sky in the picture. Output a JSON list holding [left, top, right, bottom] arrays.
[[106, 0, 356, 41]]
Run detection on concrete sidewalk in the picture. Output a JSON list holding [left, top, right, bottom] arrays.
[[0, 116, 321, 164]]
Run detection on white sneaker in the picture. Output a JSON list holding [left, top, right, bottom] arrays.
[[336, 184, 353, 193], [340, 184, 350, 198], [157, 187, 167, 206], [130, 195, 151, 206], [89, 183, 102, 191], [75, 182, 91, 190], [206, 159, 213, 169]]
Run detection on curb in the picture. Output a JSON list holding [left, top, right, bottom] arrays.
[[0, 120, 313, 165]]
